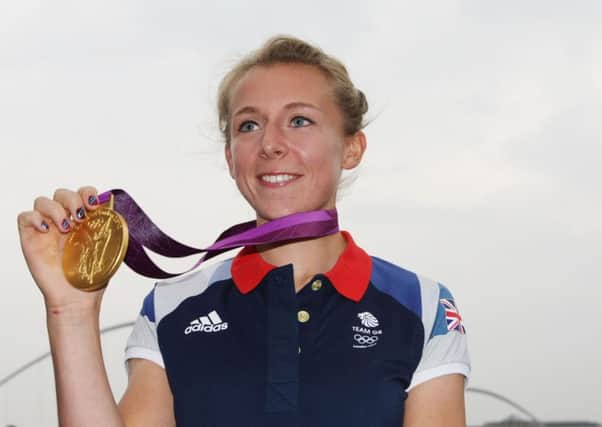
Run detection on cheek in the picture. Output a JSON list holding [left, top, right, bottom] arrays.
[[300, 143, 344, 185], [228, 143, 253, 176], [305, 134, 345, 170]]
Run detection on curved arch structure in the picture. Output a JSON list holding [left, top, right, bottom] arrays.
[[466, 386, 543, 426], [0, 321, 135, 388]]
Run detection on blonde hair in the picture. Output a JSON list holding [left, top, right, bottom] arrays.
[[217, 35, 368, 145]]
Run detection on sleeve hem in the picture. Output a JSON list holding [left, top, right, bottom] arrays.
[[124, 347, 165, 374], [407, 362, 471, 391]]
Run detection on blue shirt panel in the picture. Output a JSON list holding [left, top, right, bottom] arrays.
[[370, 256, 422, 319], [140, 287, 156, 322]]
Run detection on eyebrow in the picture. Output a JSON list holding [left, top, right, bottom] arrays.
[[232, 102, 322, 118], [283, 102, 322, 112]]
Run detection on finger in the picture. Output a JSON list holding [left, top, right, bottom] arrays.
[[17, 210, 51, 233], [53, 188, 87, 223], [77, 185, 100, 210], [33, 196, 72, 233]]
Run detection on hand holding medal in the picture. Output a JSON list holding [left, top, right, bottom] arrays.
[[17, 186, 114, 311]]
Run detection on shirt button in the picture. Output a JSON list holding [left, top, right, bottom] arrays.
[[298, 346, 302, 354], [311, 279, 322, 291], [297, 310, 310, 323]]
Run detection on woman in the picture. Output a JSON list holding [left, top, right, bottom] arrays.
[[17, 36, 470, 426]]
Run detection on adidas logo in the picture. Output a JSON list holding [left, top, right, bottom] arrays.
[[184, 310, 228, 335]]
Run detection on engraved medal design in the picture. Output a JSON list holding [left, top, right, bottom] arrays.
[[62, 197, 129, 291]]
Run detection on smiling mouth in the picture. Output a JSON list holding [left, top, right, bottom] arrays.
[[259, 173, 300, 185]]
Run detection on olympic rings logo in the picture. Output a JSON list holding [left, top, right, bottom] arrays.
[[353, 334, 379, 346]]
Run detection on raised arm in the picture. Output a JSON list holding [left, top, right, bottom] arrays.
[[17, 186, 174, 427]]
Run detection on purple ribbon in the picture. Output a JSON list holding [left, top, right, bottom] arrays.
[[97, 189, 339, 279]]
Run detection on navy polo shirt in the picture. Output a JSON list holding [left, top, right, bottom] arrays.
[[125, 231, 470, 426]]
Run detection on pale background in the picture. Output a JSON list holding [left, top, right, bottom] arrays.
[[1, 1, 601, 426]]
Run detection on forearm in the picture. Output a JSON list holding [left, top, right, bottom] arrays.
[[46, 306, 125, 427]]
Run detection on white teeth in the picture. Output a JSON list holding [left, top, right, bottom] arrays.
[[261, 174, 296, 184]]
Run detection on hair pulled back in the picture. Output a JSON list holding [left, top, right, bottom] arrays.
[[217, 35, 368, 145]]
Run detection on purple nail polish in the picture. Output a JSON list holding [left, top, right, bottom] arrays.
[[62, 219, 70, 231], [88, 195, 97, 205], [41, 221, 49, 231], [76, 207, 85, 219]]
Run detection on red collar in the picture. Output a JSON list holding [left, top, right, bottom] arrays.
[[230, 231, 372, 302]]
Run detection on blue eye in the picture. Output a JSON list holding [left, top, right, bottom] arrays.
[[239, 121, 259, 132], [291, 116, 313, 127]]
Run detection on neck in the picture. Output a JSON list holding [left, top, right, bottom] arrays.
[[256, 232, 346, 293]]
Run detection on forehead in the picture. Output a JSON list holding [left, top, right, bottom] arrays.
[[229, 63, 336, 112]]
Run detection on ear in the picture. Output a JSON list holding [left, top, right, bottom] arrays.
[[342, 131, 367, 170], [225, 144, 235, 178]]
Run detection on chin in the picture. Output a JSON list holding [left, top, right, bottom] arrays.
[[255, 207, 297, 223], [254, 201, 334, 224]]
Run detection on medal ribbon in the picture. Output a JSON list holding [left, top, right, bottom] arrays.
[[98, 189, 339, 279]]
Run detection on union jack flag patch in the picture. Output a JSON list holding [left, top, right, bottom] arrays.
[[440, 298, 465, 334]]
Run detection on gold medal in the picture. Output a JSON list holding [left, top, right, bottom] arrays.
[[62, 195, 129, 291]]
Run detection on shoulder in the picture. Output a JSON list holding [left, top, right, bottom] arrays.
[[367, 256, 470, 388], [140, 257, 234, 325], [368, 255, 464, 341], [369, 256, 443, 318]]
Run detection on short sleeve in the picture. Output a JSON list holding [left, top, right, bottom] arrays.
[[408, 283, 470, 390], [124, 287, 165, 372]]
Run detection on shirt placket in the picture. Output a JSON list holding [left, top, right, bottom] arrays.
[[265, 266, 299, 414]]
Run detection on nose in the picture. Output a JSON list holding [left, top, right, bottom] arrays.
[[260, 123, 288, 159]]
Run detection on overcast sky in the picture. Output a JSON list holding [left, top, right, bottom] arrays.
[[1, 1, 601, 425]]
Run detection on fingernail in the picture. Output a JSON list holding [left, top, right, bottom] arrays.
[[76, 207, 86, 220], [62, 219, 71, 231], [88, 195, 97, 205], [41, 221, 49, 231]]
